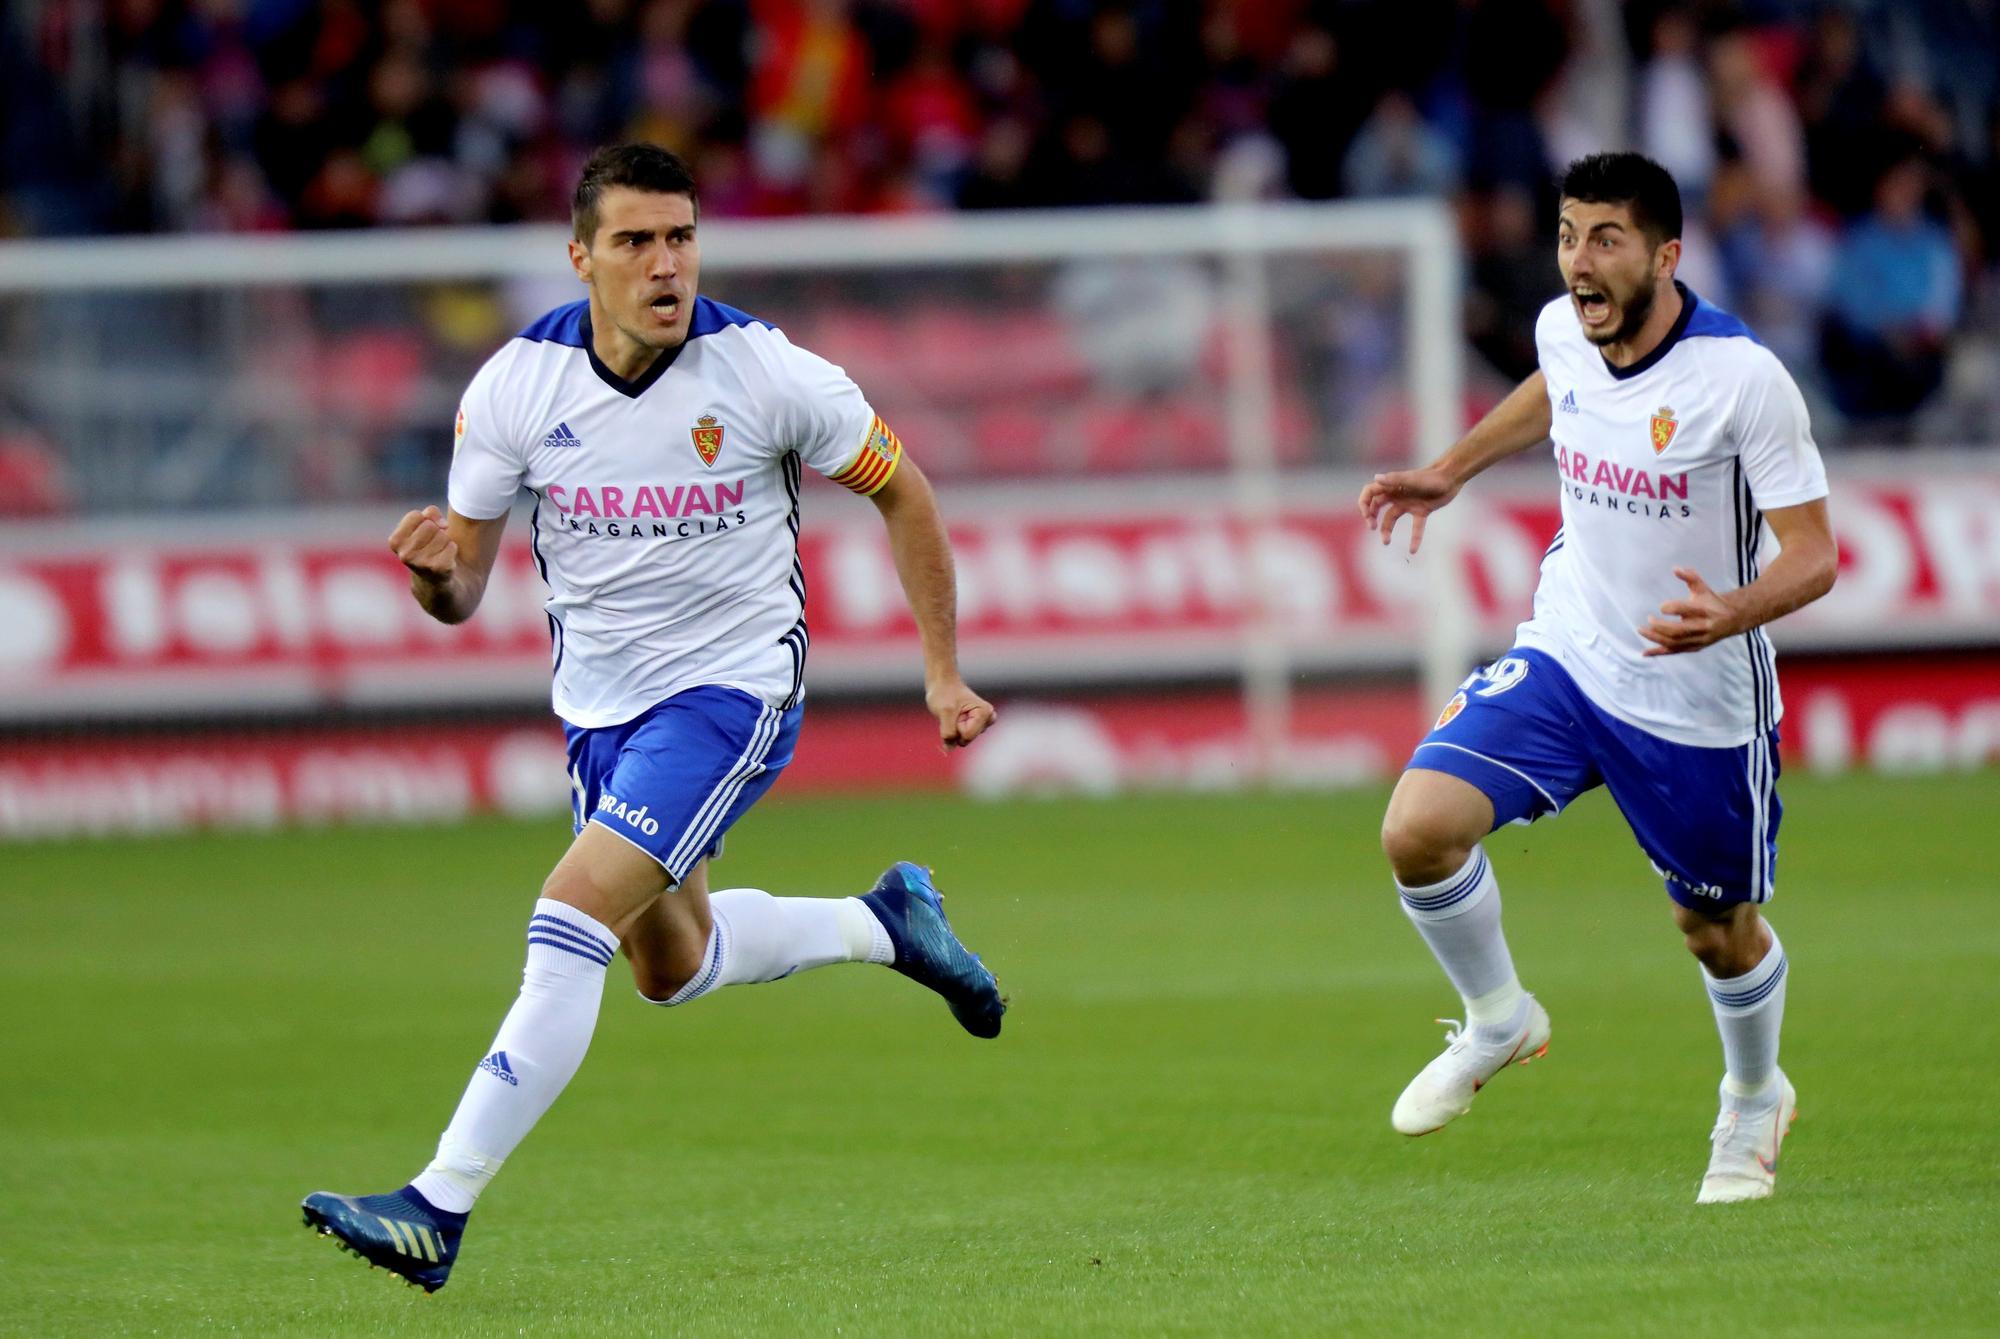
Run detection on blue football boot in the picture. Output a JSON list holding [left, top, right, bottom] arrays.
[[859, 862, 1006, 1038], [301, 1185, 467, 1293]]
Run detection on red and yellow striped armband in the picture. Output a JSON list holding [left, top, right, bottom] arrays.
[[829, 415, 903, 496]]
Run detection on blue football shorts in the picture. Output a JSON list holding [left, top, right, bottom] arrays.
[[1407, 647, 1782, 910], [564, 684, 802, 887]]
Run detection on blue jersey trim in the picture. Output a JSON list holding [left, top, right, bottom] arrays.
[[1600, 282, 1763, 381], [517, 300, 589, 347], [1683, 293, 1761, 344], [688, 296, 774, 339], [514, 296, 774, 398], [1602, 281, 1695, 381]]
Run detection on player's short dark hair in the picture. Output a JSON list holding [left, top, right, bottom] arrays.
[[1558, 152, 1682, 246], [572, 143, 698, 244]]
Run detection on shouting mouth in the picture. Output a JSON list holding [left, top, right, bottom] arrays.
[[648, 293, 681, 323], [1572, 285, 1612, 330]]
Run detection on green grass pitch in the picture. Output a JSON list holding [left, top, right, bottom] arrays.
[[3, 772, 1996, 1336]]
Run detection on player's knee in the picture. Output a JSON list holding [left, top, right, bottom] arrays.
[[1379, 810, 1476, 887], [1679, 920, 1730, 969], [1673, 904, 1759, 974], [538, 862, 592, 912], [632, 959, 695, 1005]]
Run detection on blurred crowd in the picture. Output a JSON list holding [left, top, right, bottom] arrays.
[[1, 0, 1998, 495]]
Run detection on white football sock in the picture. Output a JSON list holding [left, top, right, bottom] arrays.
[[410, 899, 617, 1214], [1398, 846, 1527, 1038], [649, 889, 892, 1007], [1704, 925, 1788, 1108]]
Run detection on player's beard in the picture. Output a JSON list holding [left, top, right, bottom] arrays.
[[1588, 274, 1658, 347]]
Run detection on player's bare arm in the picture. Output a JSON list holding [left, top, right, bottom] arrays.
[[1640, 498, 1837, 656], [389, 505, 510, 625], [1359, 370, 1554, 552], [867, 457, 995, 750]]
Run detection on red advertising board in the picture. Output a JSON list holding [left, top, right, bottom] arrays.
[[7, 659, 1999, 839], [2, 461, 1996, 720]]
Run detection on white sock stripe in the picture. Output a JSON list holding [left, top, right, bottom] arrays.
[[1395, 845, 1486, 898], [526, 917, 616, 963], [657, 916, 729, 1006], [664, 704, 782, 875], [683, 911, 730, 998], [528, 903, 618, 954], [1708, 952, 1787, 1010], [526, 933, 614, 968], [1398, 849, 1492, 913]]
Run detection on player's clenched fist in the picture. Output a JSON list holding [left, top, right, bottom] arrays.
[[389, 505, 459, 578], [927, 679, 996, 751]]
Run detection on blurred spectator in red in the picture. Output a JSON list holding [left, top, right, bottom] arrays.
[[0, 430, 72, 515], [747, 0, 871, 212], [1710, 26, 1805, 204]]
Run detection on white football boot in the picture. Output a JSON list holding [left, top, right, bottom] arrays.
[[1697, 1070, 1798, 1204], [1391, 996, 1551, 1136]]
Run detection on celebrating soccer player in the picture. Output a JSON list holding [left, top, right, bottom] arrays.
[[303, 144, 1004, 1290], [1359, 152, 1837, 1202]]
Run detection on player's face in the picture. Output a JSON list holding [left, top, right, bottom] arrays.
[[572, 188, 701, 350], [1556, 200, 1670, 347]]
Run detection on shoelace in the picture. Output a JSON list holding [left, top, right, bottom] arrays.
[[1436, 1017, 1470, 1054], [1709, 1110, 1741, 1147]]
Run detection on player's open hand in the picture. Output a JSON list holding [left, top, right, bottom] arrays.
[[927, 678, 996, 752], [1640, 567, 1744, 656], [1358, 467, 1460, 554], [389, 505, 459, 579]]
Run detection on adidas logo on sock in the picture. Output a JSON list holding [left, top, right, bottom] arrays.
[[478, 1051, 519, 1085], [1558, 389, 1579, 414], [542, 421, 583, 449]]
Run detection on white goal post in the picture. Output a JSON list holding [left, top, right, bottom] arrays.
[[0, 202, 1468, 774]]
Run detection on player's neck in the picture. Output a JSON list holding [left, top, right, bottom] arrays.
[[587, 299, 672, 383], [1600, 280, 1685, 370]]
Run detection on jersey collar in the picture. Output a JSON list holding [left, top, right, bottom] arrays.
[[581, 312, 683, 399], [1601, 280, 1696, 382]]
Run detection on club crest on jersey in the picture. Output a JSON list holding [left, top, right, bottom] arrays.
[[1435, 691, 1468, 729], [453, 407, 466, 460], [1650, 405, 1678, 454], [690, 413, 725, 468]]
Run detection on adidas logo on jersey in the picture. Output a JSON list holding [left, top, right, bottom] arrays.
[[1558, 389, 1579, 414], [542, 422, 583, 449], [478, 1051, 520, 1085]]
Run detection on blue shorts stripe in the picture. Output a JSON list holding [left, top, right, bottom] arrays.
[[671, 704, 778, 869], [527, 934, 614, 966], [564, 685, 804, 886], [664, 704, 782, 876]]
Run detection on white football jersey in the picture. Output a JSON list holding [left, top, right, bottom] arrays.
[[448, 297, 904, 728], [1517, 284, 1828, 747]]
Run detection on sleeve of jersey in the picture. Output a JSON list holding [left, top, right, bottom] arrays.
[[826, 414, 905, 496], [776, 334, 902, 495], [445, 355, 526, 520], [1735, 353, 1828, 511]]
